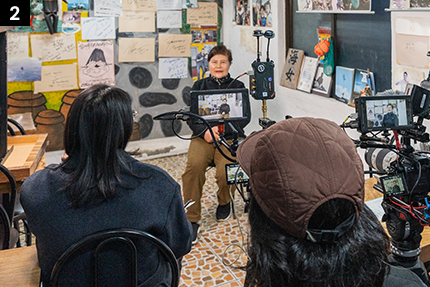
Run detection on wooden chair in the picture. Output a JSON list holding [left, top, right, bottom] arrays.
[[50, 228, 180, 287]]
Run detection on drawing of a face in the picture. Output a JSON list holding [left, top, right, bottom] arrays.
[[82, 48, 110, 78]]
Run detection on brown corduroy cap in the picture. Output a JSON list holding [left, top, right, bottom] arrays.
[[237, 117, 364, 239]]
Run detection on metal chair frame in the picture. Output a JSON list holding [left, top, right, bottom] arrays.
[[50, 228, 180, 287]]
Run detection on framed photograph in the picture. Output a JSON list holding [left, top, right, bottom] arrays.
[[311, 64, 332, 98]]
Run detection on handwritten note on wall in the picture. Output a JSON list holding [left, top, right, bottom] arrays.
[[7, 33, 29, 58], [396, 34, 430, 68], [119, 38, 155, 62], [94, 0, 123, 16], [157, 11, 182, 28], [34, 64, 78, 93], [31, 34, 77, 62], [123, 0, 156, 11], [159, 58, 188, 78], [119, 11, 155, 32], [81, 17, 116, 40], [187, 2, 218, 25], [159, 34, 192, 57], [156, 0, 182, 10]]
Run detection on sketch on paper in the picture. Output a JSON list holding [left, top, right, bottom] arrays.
[[78, 41, 115, 88]]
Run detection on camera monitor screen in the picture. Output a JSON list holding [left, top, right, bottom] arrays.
[[190, 88, 250, 123], [355, 95, 413, 133], [379, 173, 408, 196], [405, 83, 430, 118], [225, 163, 249, 185]]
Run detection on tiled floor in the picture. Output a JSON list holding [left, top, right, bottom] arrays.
[[20, 153, 250, 286], [143, 154, 250, 287]]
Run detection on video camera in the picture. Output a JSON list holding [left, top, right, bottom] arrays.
[[343, 86, 430, 284]]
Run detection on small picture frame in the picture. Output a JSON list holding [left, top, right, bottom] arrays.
[[311, 64, 332, 98]]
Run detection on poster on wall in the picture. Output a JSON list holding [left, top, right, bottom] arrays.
[[251, 0, 272, 27], [8, 58, 42, 82], [410, 0, 430, 7], [191, 43, 216, 81], [390, 0, 410, 9], [234, 0, 251, 25], [62, 12, 82, 34], [77, 41, 115, 89], [298, 0, 372, 12], [68, 0, 89, 11]]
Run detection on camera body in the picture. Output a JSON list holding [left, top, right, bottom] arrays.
[[345, 90, 430, 259]]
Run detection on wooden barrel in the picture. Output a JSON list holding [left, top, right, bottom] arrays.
[[59, 89, 83, 121], [34, 110, 65, 151], [129, 122, 141, 141], [8, 91, 47, 121]]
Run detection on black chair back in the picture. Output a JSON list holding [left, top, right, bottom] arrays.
[[0, 163, 16, 223], [50, 228, 180, 287], [7, 117, 27, 136], [0, 203, 10, 250]]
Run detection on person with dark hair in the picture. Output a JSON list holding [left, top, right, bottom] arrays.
[[218, 98, 230, 119], [237, 117, 426, 287], [184, 45, 250, 244], [263, 1, 272, 27], [195, 49, 207, 80], [236, 0, 244, 25], [20, 84, 192, 286], [252, 1, 261, 26], [382, 103, 399, 128]]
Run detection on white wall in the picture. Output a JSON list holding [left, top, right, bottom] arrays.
[[223, 0, 360, 141]]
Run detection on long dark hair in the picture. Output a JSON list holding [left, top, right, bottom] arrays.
[[244, 196, 390, 287], [60, 84, 135, 207]]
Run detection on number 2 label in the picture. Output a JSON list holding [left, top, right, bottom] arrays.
[[10, 6, 20, 21]]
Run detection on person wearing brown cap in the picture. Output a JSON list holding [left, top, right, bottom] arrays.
[[237, 117, 426, 287]]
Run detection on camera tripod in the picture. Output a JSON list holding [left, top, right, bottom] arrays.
[[381, 197, 430, 285]]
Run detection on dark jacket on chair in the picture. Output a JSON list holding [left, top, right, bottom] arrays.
[[20, 153, 192, 286]]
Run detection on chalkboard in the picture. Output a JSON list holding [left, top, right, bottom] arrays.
[[292, 0, 392, 93]]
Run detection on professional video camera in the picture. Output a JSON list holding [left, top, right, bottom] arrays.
[[343, 86, 430, 285]]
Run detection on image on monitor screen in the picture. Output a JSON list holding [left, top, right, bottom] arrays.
[[365, 98, 409, 130], [197, 92, 244, 120]]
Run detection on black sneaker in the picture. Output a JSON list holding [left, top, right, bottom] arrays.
[[216, 202, 231, 221], [191, 222, 199, 245]]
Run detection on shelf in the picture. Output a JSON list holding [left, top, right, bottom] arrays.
[[296, 10, 375, 14], [385, 8, 430, 12]]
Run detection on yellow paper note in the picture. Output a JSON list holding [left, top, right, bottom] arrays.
[[187, 2, 218, 25], [396, 34, 430, 69], [119, 11, 155, 32], [159, 34, 192, 57], [34, 64, 78, 93], [7, 33, 29, 58], [118, 38, 155, 62], [122, 0, 156, 11], [30, 33, 77, 62]]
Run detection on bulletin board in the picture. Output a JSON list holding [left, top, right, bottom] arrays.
[[6, 0, 223, 151], [291, 0, 392, 94]]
